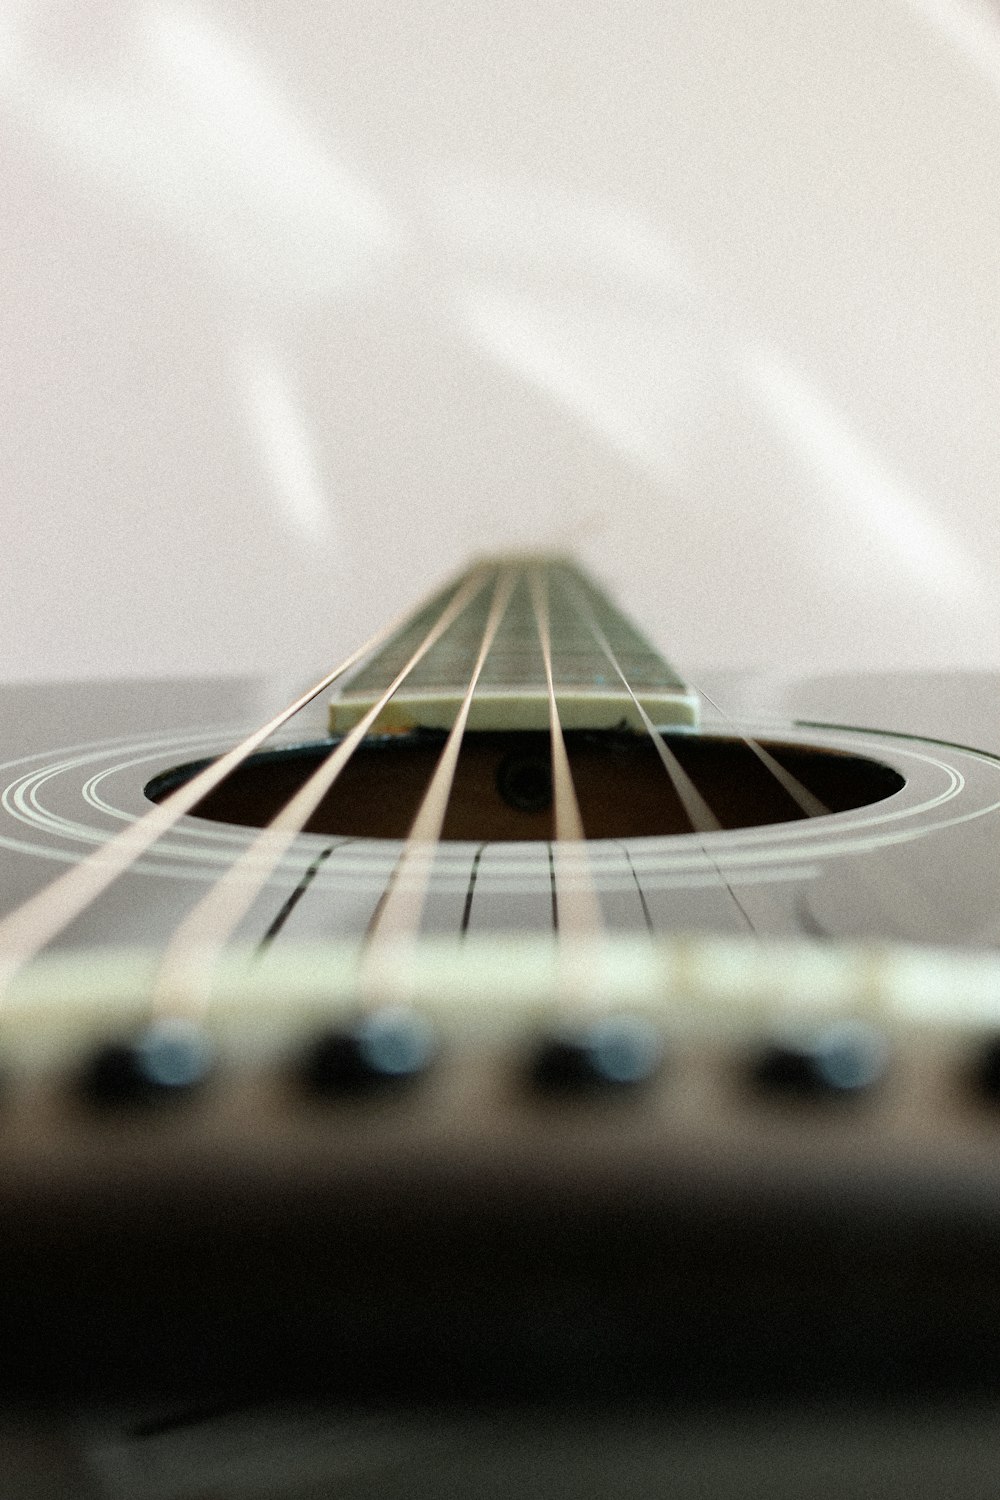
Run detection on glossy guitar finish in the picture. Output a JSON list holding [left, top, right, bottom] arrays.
[[3, 1, 1000, 1490], [4, 662, 1000, 1419]]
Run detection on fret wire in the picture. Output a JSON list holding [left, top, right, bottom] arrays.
[[528, 565, 603, 945], [256, 840, 345, 952], [363, 567, 517, 958], [0, 594, 429, 993], [459, 843, 486, 937], [619, 842, 655, 935], [149, 565, 494, 1015], [547, 842, 559, 935]]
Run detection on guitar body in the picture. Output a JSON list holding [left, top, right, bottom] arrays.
[[7, 666, 1000, 950], [4, 659, 1000, 1450]]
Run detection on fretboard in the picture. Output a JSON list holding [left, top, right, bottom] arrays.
[[330, 556, 697, 733]]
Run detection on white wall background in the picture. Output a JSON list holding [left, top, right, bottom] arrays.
[[1, 0, 999, 685]]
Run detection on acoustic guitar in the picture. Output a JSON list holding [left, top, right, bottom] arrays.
[[3, 553, 1000, 1493]]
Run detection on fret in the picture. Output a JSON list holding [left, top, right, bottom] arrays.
[[330, 557, 699, 733]]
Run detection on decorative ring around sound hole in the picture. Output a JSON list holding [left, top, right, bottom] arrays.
[[145, 731, 905, 842]]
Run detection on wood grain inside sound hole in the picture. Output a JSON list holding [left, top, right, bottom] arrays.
[[146, 734, 905, 842]]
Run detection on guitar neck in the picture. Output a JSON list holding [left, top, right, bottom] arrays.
[[330, 556, 699, 733]]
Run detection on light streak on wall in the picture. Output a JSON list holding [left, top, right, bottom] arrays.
[[239, 346, 340, 556]]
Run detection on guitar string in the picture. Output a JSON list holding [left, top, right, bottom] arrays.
[[688, 682, 829, 819], [536, 567, 916, 953], [554, 570, 754, 934], [0, 552, 827, 1007], [527, 563, 604, 949], [556, 594, 834, 928], [555, 572, 721, 834], [361, 565, 517, 959], [0, 593, 430, 993], [555, 569, 826, 824], [685, 680, 952, 945], [148, 564, 494, 1015]]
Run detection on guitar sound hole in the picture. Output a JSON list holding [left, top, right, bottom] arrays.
[[146, 732, 904, 841]]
